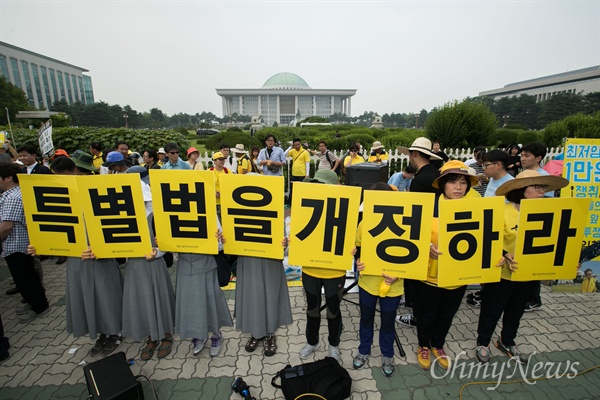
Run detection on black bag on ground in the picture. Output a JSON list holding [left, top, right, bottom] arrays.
[[271, 357, 352, 400], [163, 251, 174, 268], [214, 250, 231, 287]]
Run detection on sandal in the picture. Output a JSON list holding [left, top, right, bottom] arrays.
[[141, 339, 159, 361], [157, 336, 174, 359], [245, 336, 262, 353]]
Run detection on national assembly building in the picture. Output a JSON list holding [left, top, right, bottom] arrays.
[[216, 72, 356, 126]]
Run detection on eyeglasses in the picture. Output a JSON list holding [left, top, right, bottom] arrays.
[[530, 185, 549, 192], [168, 151, 179, 154], [482, 162, 498, 169]]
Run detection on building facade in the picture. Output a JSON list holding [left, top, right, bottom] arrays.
[[0, 41, 95, 109], [216, 72, 356, 126], [479, 65, 600, 102]]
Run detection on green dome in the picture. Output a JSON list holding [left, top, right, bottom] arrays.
[[262, 72, 310, 89]]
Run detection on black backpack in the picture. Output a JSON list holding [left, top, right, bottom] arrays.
[[325, 151, 341, 175], [271, 357, 352, 400]]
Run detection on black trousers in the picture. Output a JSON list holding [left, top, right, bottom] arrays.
[[288, 175, 305, 205], [6, 252, 49, 314], [302, 274, 345, 347], [476, 279, 531, 347], [403, 278, 417, 315], [415, 280, 466, 348], [528, 280, 541, 303]]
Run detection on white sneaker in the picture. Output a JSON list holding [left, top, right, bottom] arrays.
[[210, 332, 223, 357], [328, 345, 341, 363], [299, 342, 320, 359], [192, 338, 206, 356]]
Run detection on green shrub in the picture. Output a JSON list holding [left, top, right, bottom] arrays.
[[543, 112, 600, 147], [206, 131, 261, 151], [517, 131, 544, 145], [490, 129, 523, 147]]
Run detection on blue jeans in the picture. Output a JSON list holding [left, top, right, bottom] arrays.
[[358, 287, 401, 358]]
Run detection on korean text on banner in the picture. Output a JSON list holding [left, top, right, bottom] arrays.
[[360, 191, 434, 279], [220, 174, 284, 259], [77, 174, 152, 258], [512, 197, 589, 281], [437, 197, 505, 287], [38, 119, 54, 158], [288, 181, 361, 271], [563, 138, 600, 252], [149, 170, 218, 254], [20, 174, 88, 257]]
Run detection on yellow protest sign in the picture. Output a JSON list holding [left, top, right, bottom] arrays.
[[77, 174, 152, 258], [562, 138, 600, 252], [360, 192, 435, 279], [149, 170, 218, 254], [20, 174, 88, 257], [512, 197, 589, 281], [288, 182, 361, 271], [220, 174, 284, 259], [437, 197, 505, 287]]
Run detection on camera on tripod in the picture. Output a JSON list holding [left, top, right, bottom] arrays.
[[232, 377, 256, 400]]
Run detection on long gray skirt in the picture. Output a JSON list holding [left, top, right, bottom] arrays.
[[235, 256, 293, 338], [122, 257, 176, 341], [175, 253, 233, 340], [65, 257, 123, 339]]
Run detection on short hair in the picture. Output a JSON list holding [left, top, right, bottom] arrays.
[[368, 182, 394, 191], [318, 140, 328, 147], [433, 141, 441, 145], [164, 142, 180, 153], [293, 138, 301, 144], [585, 269, 593, 274], [437, 173, 472, 195], [483, 149, 509, 169], [16, 144, 38, 156], [410, 149, 430, 160], [115, 141, 129, 149], [51, 157, 76, 174], [349, 144, 359, 152], [90, 142, 102, 152], [404, 165, 417, 174], [220, 143, 230, 150], [0, 162, 22, 183], [506, 144, 520, 154], [144, 149, 158, 161], [521, 142, 547, 159], [505, 187, 527, 204], [264, 134, 276, 143]]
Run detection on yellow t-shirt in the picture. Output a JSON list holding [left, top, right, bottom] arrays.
[[368, 152, 389, 163], [355, 221, 404, 297], [92, 153, 104, 169], [581, 277, 597, 293], [236, 157, 251, 174], [212, 168, 226, 204], [501, 202, 520, 280], [289, 148, 310, 177]]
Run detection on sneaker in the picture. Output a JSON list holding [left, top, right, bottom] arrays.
[[381, 356, 395, 377], [467, 290, 482, 300], [192, 338, 207, 356], [417, 347, 431, 370], [6, 287, 19, 295], [90, 334, 107, 357], [244, 336, 262, 353], [524, 302, 542, 312], [299, 342, 320, 359], [15, 305, 32, 315], [352, 353, 369, 369], [101, 335, 123, 357], [476, 345, 491, 364], [210, 332, 223, 357], [466, 297, 482, 307], [18, 307, 47, 323], [328, 345, 341, 363], [396, 313, 417, 327], [431, 347, 450, 370], [264, 335, 277, 357], [495, 340, 528, 364]]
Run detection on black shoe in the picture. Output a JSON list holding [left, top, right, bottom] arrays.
[[56, 256, 67, 265], [466, 297, 482, 307], [101, 335, 123, 357], [5, 287, 19, 296], [524, 302, 542, 312], [90, 334, 107, 357]]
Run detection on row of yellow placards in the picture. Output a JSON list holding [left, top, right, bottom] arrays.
[[20, 171, 588, 287]]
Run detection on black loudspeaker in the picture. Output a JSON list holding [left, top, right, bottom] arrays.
[[345, 163, 389, 189], [83, 352, 144, 400]]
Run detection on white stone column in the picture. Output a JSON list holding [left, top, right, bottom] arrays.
[[258, 95, 262, 117], [276, 95, 280, 125], [331, 96, 334, 116], [348, 97, 351, 116], [313, 96, 316, 116]]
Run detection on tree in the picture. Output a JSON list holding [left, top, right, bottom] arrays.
[[0, 76, 31, 125], [543, 112, 600, 147], [426, 100, 497, 148]]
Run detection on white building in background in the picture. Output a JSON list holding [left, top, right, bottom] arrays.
[[0, 41, 95, 109], [216, 72, 356, 126], [479, 65, 600, 102]]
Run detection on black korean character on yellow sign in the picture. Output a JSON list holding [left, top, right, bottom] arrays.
[[229, 186, 277, 244], [32, 187, 79, 242], [367, 205, 422, 263], [88, 186, 141, 243], [296, 197, 349, 255], [161, 182, 208, 239], [523, 210, 577, 266], [447, 210, 499, 268]]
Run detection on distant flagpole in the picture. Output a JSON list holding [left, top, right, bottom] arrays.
[[4, 107, 16, 147]]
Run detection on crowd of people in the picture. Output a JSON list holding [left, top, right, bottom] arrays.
[[0, 135, 580, 381]]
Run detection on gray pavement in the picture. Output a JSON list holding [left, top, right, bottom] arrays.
[[1, 257, 600, 400]]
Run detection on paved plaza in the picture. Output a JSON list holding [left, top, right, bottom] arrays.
[[1, 257, 600, 400]]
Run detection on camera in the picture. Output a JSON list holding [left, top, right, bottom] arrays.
[[232, 377, 256, 400]]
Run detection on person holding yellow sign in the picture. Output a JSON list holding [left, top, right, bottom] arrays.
[[475, 170, 569, 365], [416, 161, 478, 371]]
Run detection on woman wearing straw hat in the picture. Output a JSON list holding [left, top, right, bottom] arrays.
[[474, 170, 569, 365], [367, 141, 388, 164], [416, 160, 478, 371]]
